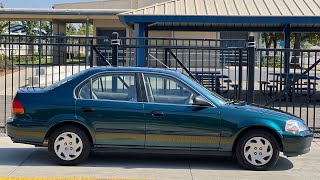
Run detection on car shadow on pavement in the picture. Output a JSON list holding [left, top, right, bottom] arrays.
[[87, 152, 294, 171], [0, 148, 293, 171]]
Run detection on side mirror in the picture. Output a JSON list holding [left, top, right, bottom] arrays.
[[193, 96, 212, 107]]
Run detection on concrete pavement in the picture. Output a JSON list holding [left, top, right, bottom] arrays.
[[1, 137, 320, 180]]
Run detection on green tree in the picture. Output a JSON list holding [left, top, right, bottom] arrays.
[[0, 3, 8, 35], [77, 23, 93, 36], [66, 23, 77, 36], [262, 32, 283, 49], [21, 21, 39, 37], [291, 33, 320, 65], [20, 21, 39, 56], [40, 21, 52, 36]]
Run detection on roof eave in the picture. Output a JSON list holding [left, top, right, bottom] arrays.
[[0, 8, 132, 16], [118, 15, 320, 24]]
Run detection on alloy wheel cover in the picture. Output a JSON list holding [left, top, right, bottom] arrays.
[[243, 137, 273, 166], [54, 132, 83, 161]]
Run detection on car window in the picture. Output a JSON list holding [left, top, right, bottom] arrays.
[[79, 81, 92, 99], [78, 73, 137, 102], [143, 74, 196, 105]]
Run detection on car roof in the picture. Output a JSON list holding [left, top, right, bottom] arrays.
[[88, 66, 183, 76]]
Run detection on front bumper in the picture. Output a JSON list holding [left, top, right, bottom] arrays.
[[282, 130, 313, 157]]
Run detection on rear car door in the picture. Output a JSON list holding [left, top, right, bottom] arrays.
[[141, 73, 221, 150], [75, 72, 145, 147]]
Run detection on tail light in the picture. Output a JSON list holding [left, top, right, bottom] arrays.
[[12, 99, 24, 114]]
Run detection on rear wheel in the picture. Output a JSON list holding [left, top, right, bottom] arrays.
[[235, 130, 280, 170], [48, 126, 91, 165]]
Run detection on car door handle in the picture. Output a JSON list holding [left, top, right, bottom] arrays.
[[151, 110, 164, 117], [81, 106, 94, 112]]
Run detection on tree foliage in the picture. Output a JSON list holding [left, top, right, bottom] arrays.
[[77, 23, 93, 36], [65, 23, 93, 36], [41, 22, 52, 36], [262, 33, 283, 49], [19, 21, 52, 40], [262, 32, 320, 49], [66, 24, 77, 36], [21, 21, 39, 36], [0, 3, 8, 35]]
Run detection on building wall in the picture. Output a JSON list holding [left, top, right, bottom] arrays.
[[93, 19, 126, 37], [53, 0, 239, 43], [54, 0, 132, 9], [52, 1, 256, 68], [149, 31, 172, 38], [54, 0, 169, 9], [135, 0, 169, 8], [173, 31, 218, 39]]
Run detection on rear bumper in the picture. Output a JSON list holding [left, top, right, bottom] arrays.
[[6, 119, 46, 146], [282, 130, 313, 157]]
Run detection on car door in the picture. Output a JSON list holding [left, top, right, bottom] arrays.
[[141, 73, 221, 150], [75, 72, 145, 147]]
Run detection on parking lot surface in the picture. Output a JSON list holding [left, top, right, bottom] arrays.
[[1, 137, 320, 180]]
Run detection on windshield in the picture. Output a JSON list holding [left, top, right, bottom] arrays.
[[44, 71, 86, 90]]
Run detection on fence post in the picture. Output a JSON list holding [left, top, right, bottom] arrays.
[[164, 48, 168, 67], [283, 25, 291, 87], [238, 50, 243, 100], [111, 32, 120, 67], [135, 23, 146, 67], [90, 39, 93, 68], [284, 24, 291, 75], [144, 29, 149, 67], [247, 35, 256, 103]]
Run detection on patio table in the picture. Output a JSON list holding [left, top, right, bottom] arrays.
[[268, 72, 319, 100]]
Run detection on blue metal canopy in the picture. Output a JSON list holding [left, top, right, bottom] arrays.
[[118, 0, 320, 32], [118, 0, 320, 67]]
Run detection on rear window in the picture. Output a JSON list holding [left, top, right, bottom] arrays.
[[44, 71, 87, 90]]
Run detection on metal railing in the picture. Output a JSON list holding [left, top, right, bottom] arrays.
[[0, 35, 110, 130], [256, 48, 320, 135], [1, 33, 320, 137]]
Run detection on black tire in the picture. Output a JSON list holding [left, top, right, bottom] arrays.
[[48, 125, 91, 165], [235, 130, 280, 171]]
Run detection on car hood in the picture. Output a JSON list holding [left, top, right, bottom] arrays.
[[225, 101, 300, 121]]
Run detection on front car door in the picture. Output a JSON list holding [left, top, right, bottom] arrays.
[[141, 73, 221, 150], [75, 72, 145, 147]]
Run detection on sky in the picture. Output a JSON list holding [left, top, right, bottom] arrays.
[[0, 0, 101, 8]]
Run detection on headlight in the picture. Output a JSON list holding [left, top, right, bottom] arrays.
[[285, 120, 308, 133]]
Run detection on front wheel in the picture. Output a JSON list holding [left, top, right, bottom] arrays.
[[48, 126, 91, 165], [235, 130, 280, 170]]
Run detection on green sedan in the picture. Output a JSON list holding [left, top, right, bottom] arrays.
[[6, 67, 313, 170]]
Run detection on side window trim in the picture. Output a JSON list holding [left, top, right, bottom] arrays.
[[89, 78, 93, 99], [77, 72, 139, 102], [141, 73, 199, 105], [136, 72, 147, 102], [140, 73, 150, 103]]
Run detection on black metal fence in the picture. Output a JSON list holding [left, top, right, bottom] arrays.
[[256, 48, 320, 134], [1, 34, 320, 137], [0, 35, 100, 130]]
